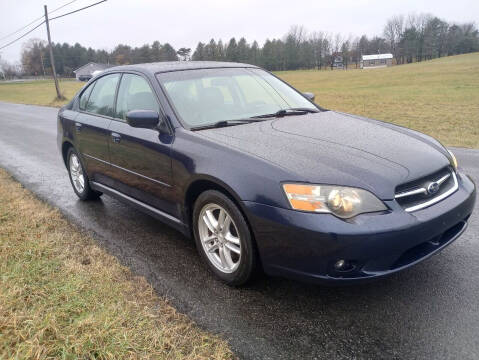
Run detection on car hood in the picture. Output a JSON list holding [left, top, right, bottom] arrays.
[[198, 111, 451, 200]]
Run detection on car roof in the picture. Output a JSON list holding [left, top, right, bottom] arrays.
[[104, 61, 259, 76]]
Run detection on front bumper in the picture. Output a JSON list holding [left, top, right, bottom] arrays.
[[244, 172, 476, 284]]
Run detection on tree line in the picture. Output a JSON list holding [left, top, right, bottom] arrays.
[[192, 14, 478, 70], [18, 40, 183, 77], [6, 12, 479, 78]]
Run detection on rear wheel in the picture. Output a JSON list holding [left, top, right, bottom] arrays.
[[67, 147, 102, 201], [193, 190, 257, 286]]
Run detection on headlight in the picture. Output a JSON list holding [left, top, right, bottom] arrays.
[[447, 150, 458, 170], [282, 183, 387, 219]]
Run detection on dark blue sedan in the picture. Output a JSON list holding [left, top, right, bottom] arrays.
[[57, 61, 476, 285]]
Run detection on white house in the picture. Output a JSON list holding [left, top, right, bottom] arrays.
[[73, 62, 112, 81], [360, 54, 393, 69]]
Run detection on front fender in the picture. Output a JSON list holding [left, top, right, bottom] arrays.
[[171, 128, 294, 212]]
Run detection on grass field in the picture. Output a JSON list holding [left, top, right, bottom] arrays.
[[279, 52, 479, 148], [0, 79, 82, 107], [0, 52, 477, 147], [0, 169, 233, 359]]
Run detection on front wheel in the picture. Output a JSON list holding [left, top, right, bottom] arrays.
[[193, 190, 257, 286], [67, 147, 102, 201]]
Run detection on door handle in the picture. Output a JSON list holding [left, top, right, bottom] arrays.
[[111, 132, 121, 143], [75, 122, 82, 132]]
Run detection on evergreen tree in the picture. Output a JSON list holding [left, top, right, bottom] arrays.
[[216, 40, 225, 60], [249, 41, 260, 65], [204, 39, 217, 60], [237, 38, 249, 63], [226, 38, 238, 62], [158, 43, 179, 61], [192, 42, 206, 60], [151, 41, 162, 61]]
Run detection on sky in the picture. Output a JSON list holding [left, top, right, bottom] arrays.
[[1, 0, 478, 63]]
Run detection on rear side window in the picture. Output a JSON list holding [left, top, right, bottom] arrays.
[[79, 83, 94, 110], [85, 74, 120, 117], [115, 74, 159, 120]]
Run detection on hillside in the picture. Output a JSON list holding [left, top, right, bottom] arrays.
[[279, 52, 479, 148]]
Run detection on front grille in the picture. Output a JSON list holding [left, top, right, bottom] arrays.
[[395, 167, 458, 212]]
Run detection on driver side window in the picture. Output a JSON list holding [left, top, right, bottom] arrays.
[[115, 74, 159, 121], [85, 74, 120, 117]]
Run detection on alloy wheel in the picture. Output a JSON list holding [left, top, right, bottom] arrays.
[[198, 203, 242, 273], [69, 153, 85, 193]]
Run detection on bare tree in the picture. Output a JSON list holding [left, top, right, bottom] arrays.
[[284, 25, 308, 70], [287, 25, 307, 45], [333, 33, 343, 53], [384, 15, 404, 63], [21, 38, 47, 75], [0, 58, 23, 79], [351, 37, 362, 68], [322, 33, 332, 69], [310, 31, 324, 69], [406, 13, 434, 61], [341, 35, 353, 69]]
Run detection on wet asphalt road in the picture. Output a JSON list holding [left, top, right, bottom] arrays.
[[0, 101, 478, 359]]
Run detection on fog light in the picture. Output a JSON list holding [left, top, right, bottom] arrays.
[[334, 259, 346, 270], [334, 259, 354, 272]]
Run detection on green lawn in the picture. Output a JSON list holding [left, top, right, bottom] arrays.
[[278, 52, 479, 148], [0, 79, 83, 107], [0, 52, 478, 147]]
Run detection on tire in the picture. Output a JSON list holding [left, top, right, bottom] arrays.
[[193, 190, 257, 286], [67, 147, 102, 201]]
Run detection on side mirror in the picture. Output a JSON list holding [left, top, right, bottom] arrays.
[[158, 117, 170, 134], [126, 110, 159, 129], [303, 92, 315, 102]]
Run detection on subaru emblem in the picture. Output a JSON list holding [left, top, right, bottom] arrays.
[[427, 181, 440, 195]]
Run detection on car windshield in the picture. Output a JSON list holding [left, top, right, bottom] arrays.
[[156, 68, 318, 128]]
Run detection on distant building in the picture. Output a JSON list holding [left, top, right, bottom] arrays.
[[331, 53, 344, 70], [73, 62, 112, 81], [360, 54, 393, 69]]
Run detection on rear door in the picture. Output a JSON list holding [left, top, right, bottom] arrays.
[[107, 73, 175, 215], [75, 73, 120, 182]]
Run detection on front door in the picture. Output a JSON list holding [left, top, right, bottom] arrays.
[[75, 73, 120, 182], [108, 73, 175, 215]]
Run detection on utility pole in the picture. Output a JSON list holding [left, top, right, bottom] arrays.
[[44, 5, 63, 100]]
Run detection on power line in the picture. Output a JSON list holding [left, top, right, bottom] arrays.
[[0, 21, 45, 51], [50, 0, 107, 21], [0, 17, 44, 43], [0, 0, 81, 42], [51, 0, 82, 14], [0, 0, 106, 52]]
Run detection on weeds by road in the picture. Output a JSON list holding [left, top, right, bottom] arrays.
[[0, 169, 233, 360]]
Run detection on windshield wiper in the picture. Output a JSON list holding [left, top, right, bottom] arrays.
[[191, 107, 320, 130], [191, 118, 265, 131], [252, 107, 319, 119]]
